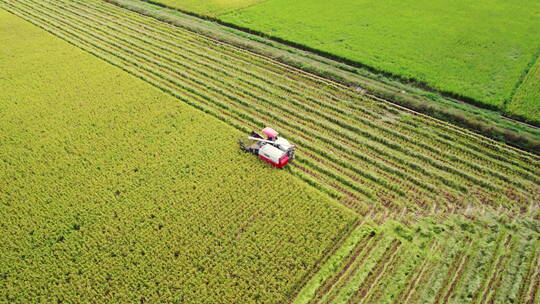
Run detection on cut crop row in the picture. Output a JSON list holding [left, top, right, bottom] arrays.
[[296, 217, 540, 304], [62, 0, 536, 192], [14, 0, 436, 210], [5, 0, 539, 218]]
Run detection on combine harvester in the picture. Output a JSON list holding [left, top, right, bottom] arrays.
[[239, 127, 295, 168]]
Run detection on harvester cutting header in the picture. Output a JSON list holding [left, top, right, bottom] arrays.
[[239, 127, 295, 168]]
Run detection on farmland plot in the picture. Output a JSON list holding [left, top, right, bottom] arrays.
[[0, 9, 357, 303], [295, 215, 540, 304], [1, 0, 538, 219], [148, 0, 267, 17], [1, 1, 540, 303]]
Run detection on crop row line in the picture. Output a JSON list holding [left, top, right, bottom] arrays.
[[85, 0, 540, 173], [6, 0, 538, 217], [51, 0, 466, 197], [20, 0, 452, 209]]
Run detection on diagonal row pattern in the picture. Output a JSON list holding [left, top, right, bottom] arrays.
[[295, 219, 540, 304], [1, 0, 538, 217]]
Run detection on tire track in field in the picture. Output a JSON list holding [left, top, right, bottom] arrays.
[[347, 240, 403, 303]]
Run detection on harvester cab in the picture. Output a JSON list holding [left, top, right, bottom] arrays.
[[239, 127, 295, 168]]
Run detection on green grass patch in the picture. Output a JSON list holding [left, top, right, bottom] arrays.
[[0, 10, 357, 302], [220, 0, 540, 110], [145, 0, 267, 17], [507, 56, 540, 125]]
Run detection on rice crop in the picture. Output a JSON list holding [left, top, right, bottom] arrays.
[[507, 57, 540, 125], [0, 9, 357, 302]]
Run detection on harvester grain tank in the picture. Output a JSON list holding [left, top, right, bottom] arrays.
[[239, 127, 295, 168]]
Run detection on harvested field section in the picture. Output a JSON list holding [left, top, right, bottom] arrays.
[[2, 0, 538, 219], [294, 216, 540, 304]]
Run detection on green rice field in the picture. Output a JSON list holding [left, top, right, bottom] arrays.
[[149, 0, 265, 17], [508, 57, 540, 124]]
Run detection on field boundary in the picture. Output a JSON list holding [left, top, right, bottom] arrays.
[[106, 0, 540, 157], [107, 0, 540, 154], [138, 0, 540, 125], [136, 0, 498, 110]]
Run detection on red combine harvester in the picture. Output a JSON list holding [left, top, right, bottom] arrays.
[[239, 127, 295, 168]]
